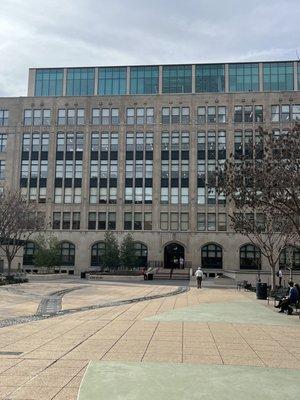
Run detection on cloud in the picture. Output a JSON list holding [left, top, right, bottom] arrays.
[[0, 0, 299, 96]]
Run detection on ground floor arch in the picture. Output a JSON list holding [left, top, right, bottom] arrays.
[[201, 243, 222, 268], [164, 243, 185, 268], [240, 244, 261, 269]]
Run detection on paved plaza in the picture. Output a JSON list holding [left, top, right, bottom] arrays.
[[0, 279, 299, 399]]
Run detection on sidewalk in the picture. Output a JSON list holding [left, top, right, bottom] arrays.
[[0, 286, 299, 399]]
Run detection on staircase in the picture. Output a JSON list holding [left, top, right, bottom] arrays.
[[154, 268, 190, 281]]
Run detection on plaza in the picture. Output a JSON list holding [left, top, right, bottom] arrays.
[[0, 277, 299, 399]]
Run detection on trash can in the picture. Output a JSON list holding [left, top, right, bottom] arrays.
[[81, 271, 86, 279], [256, 282, 268, 300], [147, 273, 153, 281]]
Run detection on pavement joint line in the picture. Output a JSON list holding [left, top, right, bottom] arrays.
[[207, 322, 224, 365], [0, 286, 189, 328], [2, 300, 141, 399], [140, 321, 159, 362]]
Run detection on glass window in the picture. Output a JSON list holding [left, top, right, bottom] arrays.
[[197, 213, 206, 231], [111, 108, 119, 125], [160, 213, 168, 230], [72, 212, 80, 230], [101, 108, 110, 125], [35, 68, 63, 96], [207, 107, 216, 123], [43, 109, 51, 125], [281, 105, 290, 121], [62, 212, 71, 229], [170, 212, 179, 230], [134, 212, 142, 230], [130, 66, 159, 94], [0, 110, 9, 126], [91, 242, 105, 267], [244, 106, 253, 123], [195, 64, 225, 92], [162, 107, 170, 124], [292, 105, 300, 121], [67, 109, 75, 125], [207, 213, 216, 231], [229, 63, 259, 92], [171, 107, 180, 124], [240, 244, 261, 269], [88, 212, 97, 229], [255, 106, 263, 122], [58, 109, 66, 125], [197, 187, 205, 204], [98, 67, 127, 95], [92, 108, 100, 125], [108, 212, 116, 230], [271, 105, 280, 122], [33, 109, 42, 126], [218, 213, 227, 231], [98, 212, 106, 230], [124, 212, 132, 230], [77, 109, 85, 125], [197, 107, 206, 124], [263, 62, 294, 91], [160, 187, 168, 204], [146, 108, 154, 124], [181, 107, 190, 124], [59, 242, 75, 266], [24, 109, 32, 126], [144, 213, 152, 230], [162, 65, 192, 93], [0, 160, 5, 180], [136, 108, 145, 125], [202, 244, 222, 268], [0, 134, 7, 152], [218, 107, 226, 123], [180, 212, 189, 231], [234, 106, 243, 123], [234, 131, 243, 159], [32, 134, 40, 152], [52, 212, 61, 229], [66, 67, 95, 96], [126, 108, 135, 125]]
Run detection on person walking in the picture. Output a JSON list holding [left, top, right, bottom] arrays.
[[195, 267, 203, 289]]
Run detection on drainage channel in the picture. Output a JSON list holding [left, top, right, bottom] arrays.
[[36, 286, 83, 315], [0, 286, 189, 328]]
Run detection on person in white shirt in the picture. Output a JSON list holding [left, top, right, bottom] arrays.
[[278, 269, 283, 287], [195, 267, 204, 289]]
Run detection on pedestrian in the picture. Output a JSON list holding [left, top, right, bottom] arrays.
[[169, 265, 175, 279], [195, 266, 203, 289], [277, 268, 283, 286], [179, 256, 184, 269], [275, 281, 298, 314]]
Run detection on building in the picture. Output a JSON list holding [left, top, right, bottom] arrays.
[[0, 61, 300, 282]]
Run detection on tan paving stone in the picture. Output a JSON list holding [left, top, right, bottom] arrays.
[[52, 387, 79, 400], [142, 353, 182, 362], [182, 354, 223, 364], [7, 386, 61, 399]]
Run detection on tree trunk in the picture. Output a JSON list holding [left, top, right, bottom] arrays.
[[270, 265, 276, 289], [7, 258, 12, 277]]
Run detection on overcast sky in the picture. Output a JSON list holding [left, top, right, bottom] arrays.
[[0, 0, 299, 97]]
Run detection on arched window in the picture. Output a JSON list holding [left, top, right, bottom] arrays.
[[134, 243, 148, 268], [201, 244, 222, 268], [279, 246, 300, 270], [59, 242, 75, 266], [240, 244, 261, 269], [91, 242, 105, 267], [23, 241, 36, 265]]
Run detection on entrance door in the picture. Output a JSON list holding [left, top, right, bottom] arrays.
[[164, 243, 184, 268]]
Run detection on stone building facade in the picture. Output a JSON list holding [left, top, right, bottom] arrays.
[[0, 61, 299, 283]]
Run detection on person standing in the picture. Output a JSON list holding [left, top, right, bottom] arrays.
[[179, 256, 184, 269], [278, 268, 283, 287], [195, 267, 203, 289]]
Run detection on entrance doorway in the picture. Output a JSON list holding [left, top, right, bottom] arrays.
[[164, 243, 184, 268]]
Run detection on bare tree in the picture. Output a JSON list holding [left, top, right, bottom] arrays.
[[231, 208, 295, 288], [0, 189, 45, 276], [218, 124, 300, 239]]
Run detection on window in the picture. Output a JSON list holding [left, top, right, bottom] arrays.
[[98, 212, 106, 230], [197, 107, 206, 124], [134, 243, 148, 268], [292, 105, 300, 121], [279, 246, 300, 270], [111, 108, 119, 125], [92, 108, 100, 125], [197, 187, 205, 204], [207, 213, 216, 231], [234, 106, 243, 122], [181, 107, 190, 124], [43, 109, 51, 125], [35, 68, 63, 96], [108, 213, 116, 230], [144, 213, 152, 230], [195, 64, 225, 92], [218, 107, 226, 123], [240, 244, 261, 269], [201, 244, 222, 268], [136, 108, 145, 125], [197, 213, 206, 231], [123, 213, 132, 230], [255, 106, 263, 122], [58, 109, 66, 125], [52, 212, 61, 229], [23, 242, 36, 265], [170, 213, 179, 230], [271, 105, 280, 122], [130, 66, 159, 94], [98, 67, 127, 95], [263, 62, 294, 91], [101, 108, 110, 125], [72, 212, 80, 230], [67, 109, 75, 125], [91, 242, 105, 267], [88, 212, 97, 230], [0, 161, 5, 180], [160, 213, 168, 230], [171, 107, 180, 124], [62, 212, 71, 229], [162, 107, 170, 124], [218, 213, 227, 231], [244, 106, 253, 122], [24, 109, 32, 126], [126, 108, 135, 125], [77, 109, 85, 125], [0, 110, 9, 126], [59, 242, 75, 266], [66, 68, 94, 96], [146, 108, 154, 124], [0, 134, 7, 152], [180, 213, 189, 231], [229, 63, 259, 92], [207, 107, 216, 123], [162, 65, 192, 93], [134, 213, 142, 230], [33, 109, 42, 126]]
